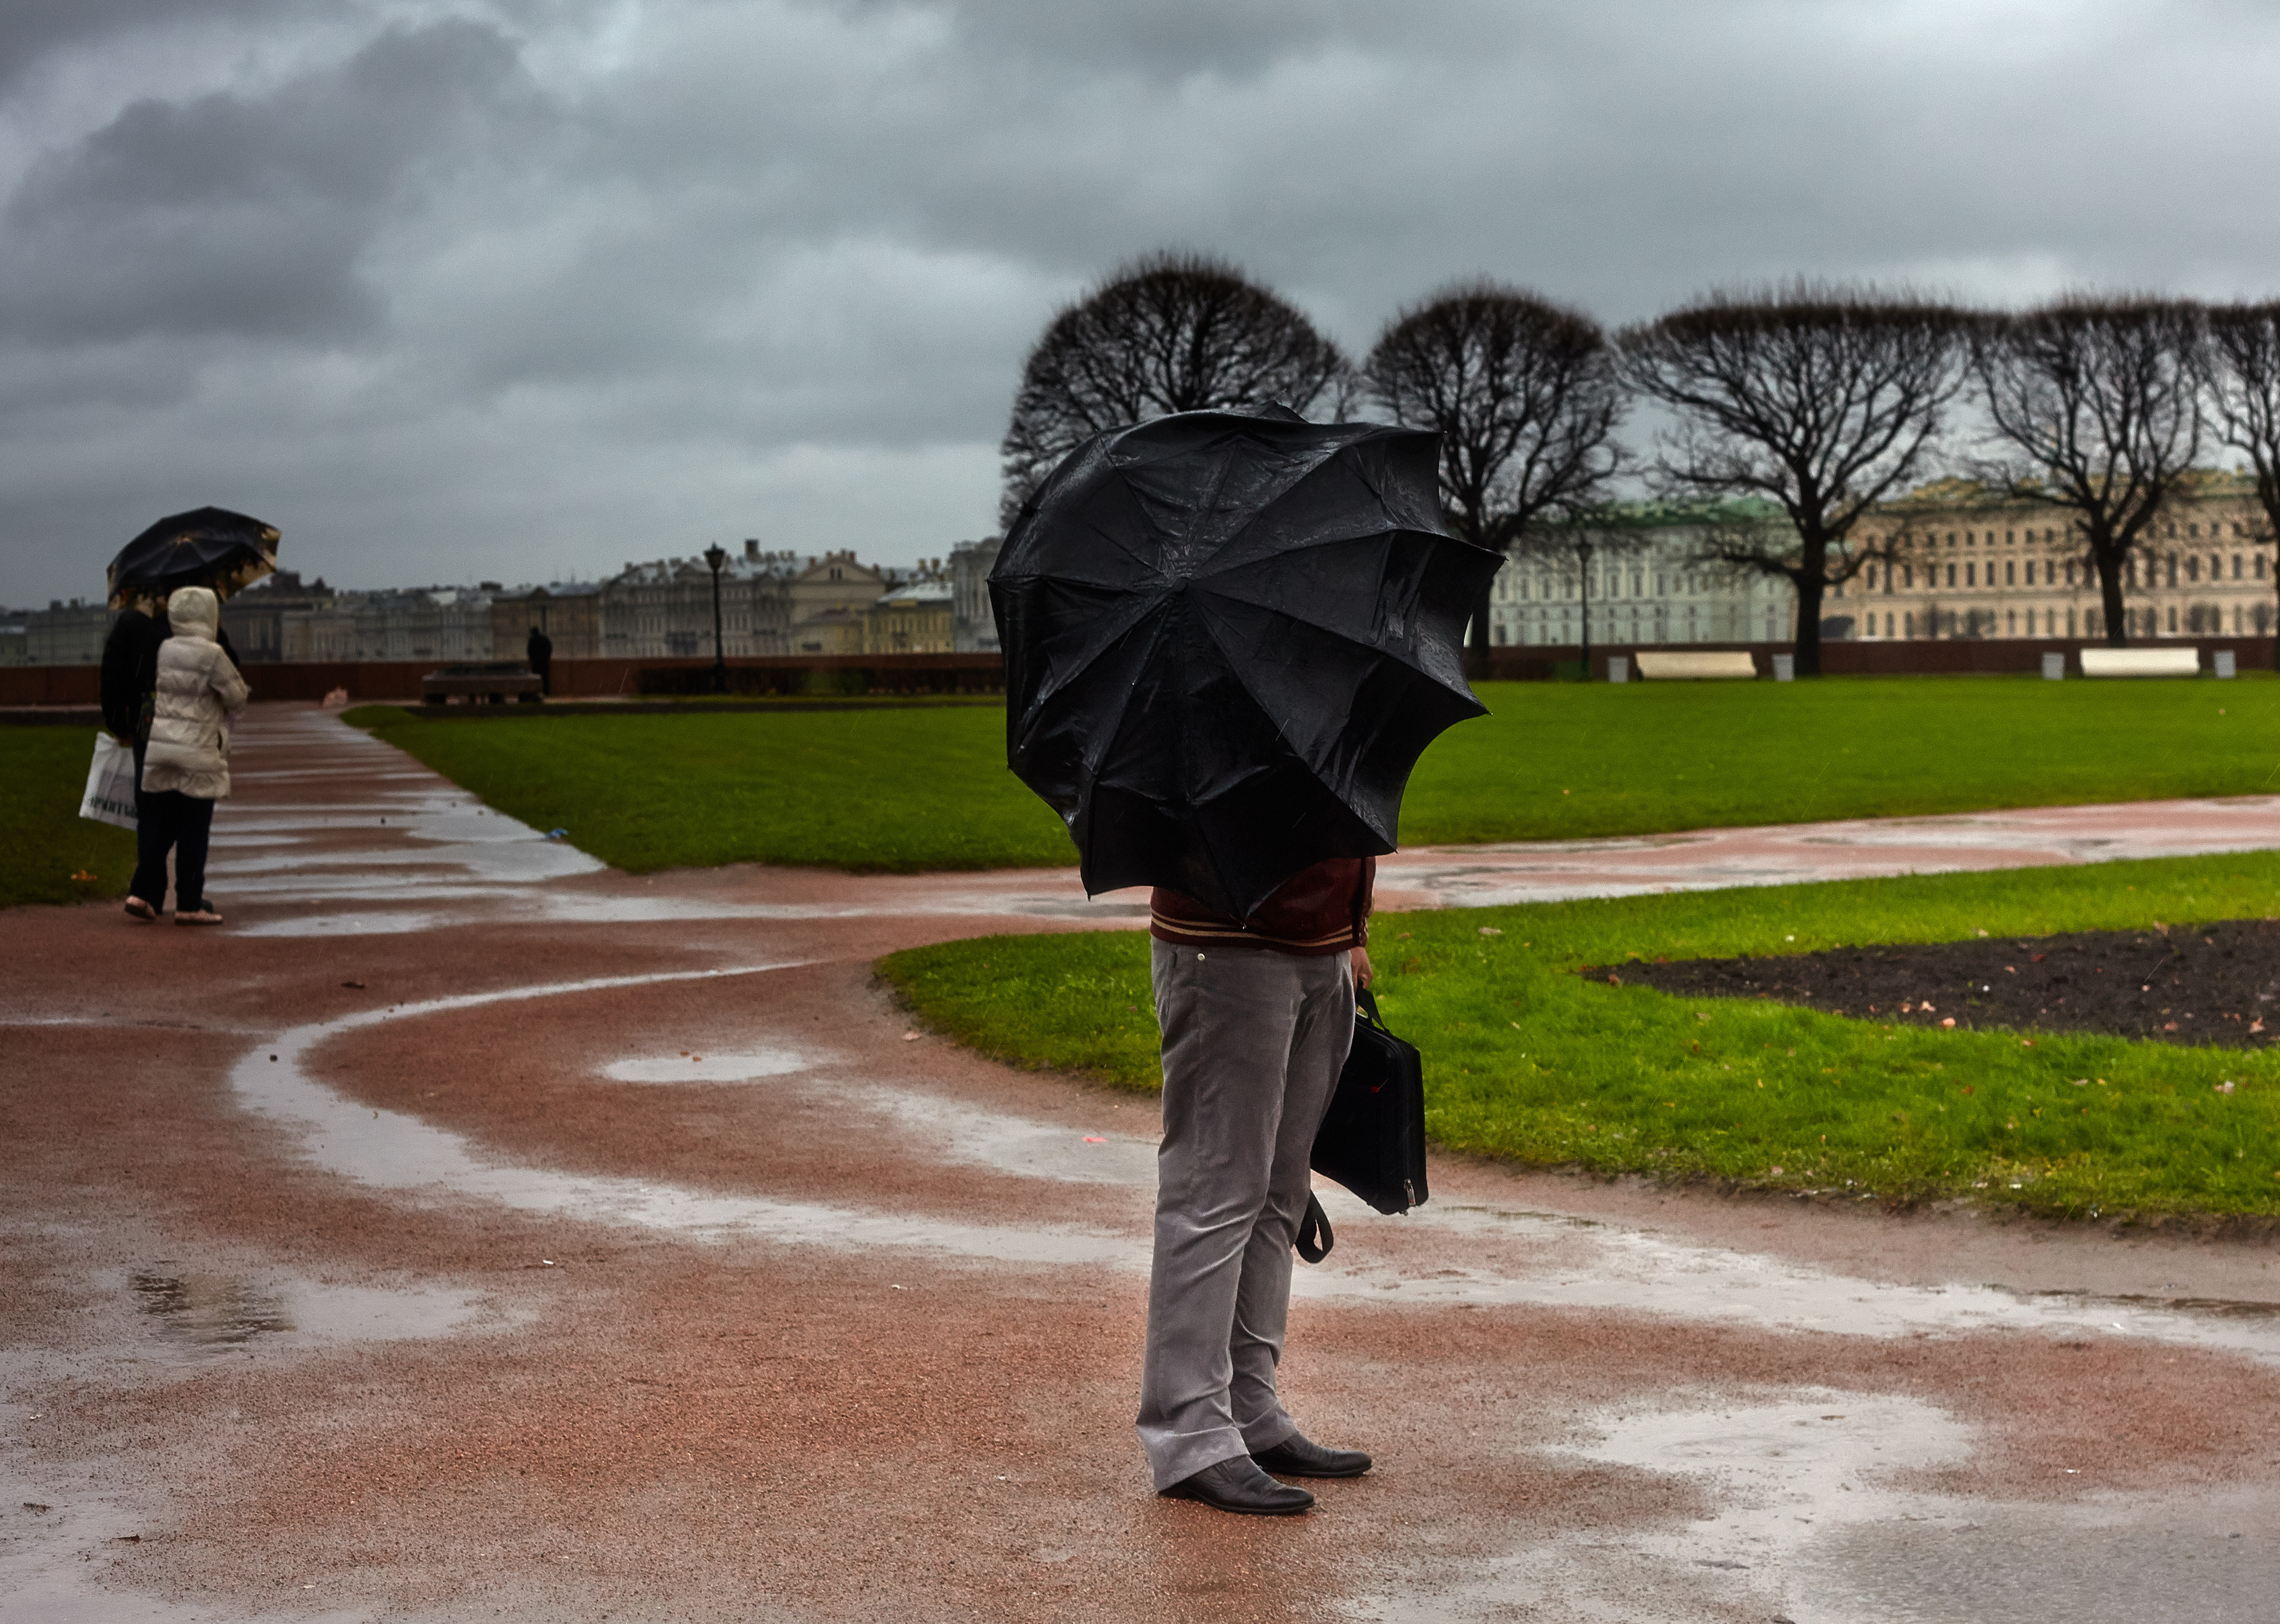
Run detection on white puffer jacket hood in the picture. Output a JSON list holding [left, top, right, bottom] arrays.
[[168, 586, 220, 640], [142, 587, 250, 799]]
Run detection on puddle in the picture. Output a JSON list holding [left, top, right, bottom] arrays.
[[1340, 1393, 2280, 1624], [1555, 1390, 1976, 1571], [130, 1270, 292, 1350], [230, 965, 1136, 1266], [218, 964, 2280, 1355], [125, 1266, 493, 1360], [1295, 1197, 2280, 1363], [604, 1050, 815, 1083], [595, 1047, 1160, 1183]]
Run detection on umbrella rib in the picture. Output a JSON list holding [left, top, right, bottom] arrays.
[[1187, 583, 1478, 700]]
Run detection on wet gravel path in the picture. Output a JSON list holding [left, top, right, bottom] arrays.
[[6, 705, 2280, 1624]]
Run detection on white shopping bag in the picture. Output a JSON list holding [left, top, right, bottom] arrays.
[[79, 732, 138, 830]]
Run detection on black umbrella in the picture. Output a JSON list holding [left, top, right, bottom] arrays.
[[107, 506, 280, 609], [990, 408, 1503, 921]]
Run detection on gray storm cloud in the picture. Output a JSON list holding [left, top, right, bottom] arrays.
[[2, 0, 2277, 605]]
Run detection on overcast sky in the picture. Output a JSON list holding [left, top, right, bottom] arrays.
[[4, 0, 2279, 606]]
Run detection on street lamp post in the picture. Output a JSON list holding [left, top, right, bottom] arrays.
[[703, 542, 729, 694]]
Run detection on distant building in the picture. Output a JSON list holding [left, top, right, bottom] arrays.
[[788, 551, 889, 651], [948, 536, 1002, 652], [489, 581, 606, 661], [1492, 503, 1798, 648], [602, 541, 799, 660], [868, 566, 955, 654], [220, 570, 341, 661], [21, 599, 113, 665], [1854, 472, 2278, 642], [346, 587, 496, 663], [0, 619, 26, 666]]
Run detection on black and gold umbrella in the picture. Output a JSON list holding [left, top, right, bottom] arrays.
[[107, 507, 279, 609], [990, 408, 1501, 921]]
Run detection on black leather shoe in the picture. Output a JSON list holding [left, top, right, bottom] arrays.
[[1251, 1432, 1372, 1478], [1159, 1456, 1314, 1516]]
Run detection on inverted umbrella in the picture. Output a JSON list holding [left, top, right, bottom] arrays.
[[107, 507, 280, 609], [990, 408, 1503, 921]]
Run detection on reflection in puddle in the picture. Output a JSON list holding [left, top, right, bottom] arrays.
[[131, 1269, 292, 1349], [127, 1265, 492, 1359]]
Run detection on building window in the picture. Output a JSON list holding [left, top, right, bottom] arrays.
[[2167, 555, 2179, 587], [1966, 563, 1976, 587], [2167, 606, 2178, 634], [1947, 564, 1957, 587], [1904, 612, 1916, 638], [1902, 565, 1913, 588], [2005, 561, 2015, 585], [2234, 554, 2245, 580], [2187, 556, 2201, 583]]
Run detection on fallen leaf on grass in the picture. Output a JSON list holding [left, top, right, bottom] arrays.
[[1083, 1136, 1105, 1143], [70, 870, 97, 882], [901, 1031, 921, 1041]]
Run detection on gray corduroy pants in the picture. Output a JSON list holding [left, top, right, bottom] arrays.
[[1136, 940, 1355, 1491]]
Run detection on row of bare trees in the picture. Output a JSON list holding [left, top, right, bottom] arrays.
[[1000, 253, 2280, 672]]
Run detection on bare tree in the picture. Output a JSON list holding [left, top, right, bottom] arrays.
[[1617, 286, 1971, 675], [1362, 283, 1625, 667], [2201, 301, 2280, 662], [1970, 297, 2206, 647], [999, 252, 1352, 526]]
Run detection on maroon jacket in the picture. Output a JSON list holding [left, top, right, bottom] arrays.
[[1149, 857, 1374, 956]]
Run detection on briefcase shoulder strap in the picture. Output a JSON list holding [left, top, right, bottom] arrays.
[[1294, 1192, 1334, 1263]]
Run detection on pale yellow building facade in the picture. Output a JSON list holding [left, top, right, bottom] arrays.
[[1843, 473, 2276, 642]]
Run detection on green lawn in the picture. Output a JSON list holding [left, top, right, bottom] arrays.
[[877, 851, 2280, 1220], [349, 675, 2280, 874], [0, 728, 136, 907], [1399, 671, 2280, 845], [344, 705, 1073, 873]]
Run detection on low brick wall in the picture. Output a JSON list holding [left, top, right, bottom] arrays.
[[0, 653, 1008, 707], [1483, 637, 2279, 681], [8, 639, 2271, 708]]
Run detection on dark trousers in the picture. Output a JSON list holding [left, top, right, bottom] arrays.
[[131, 783, 216, 912]]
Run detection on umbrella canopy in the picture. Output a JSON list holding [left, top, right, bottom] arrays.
[[990, 408, 1503, 921], [107, 507, 280, 609]]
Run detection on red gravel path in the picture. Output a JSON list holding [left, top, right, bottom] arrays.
[[6, 705, 2280, 1624]]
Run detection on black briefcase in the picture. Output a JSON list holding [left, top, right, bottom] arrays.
[[1296, 985, 1428, 1262]]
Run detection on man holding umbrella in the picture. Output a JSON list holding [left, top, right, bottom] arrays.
[[991, 408, 1501, 1516]]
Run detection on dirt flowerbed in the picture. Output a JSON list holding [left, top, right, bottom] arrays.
[[1604, 918, 2280, 1049]]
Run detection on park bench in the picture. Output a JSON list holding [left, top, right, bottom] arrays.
[[421, 662, 542, 704], [2078, 648, 2202, 679], [1634, 650, 1759, 680]]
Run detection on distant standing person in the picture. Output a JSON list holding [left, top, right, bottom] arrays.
[[128, 587, 248, 925], [527, 624, 553, 696]]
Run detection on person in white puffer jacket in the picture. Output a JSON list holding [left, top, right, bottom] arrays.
[[129, 586, 249, 925]]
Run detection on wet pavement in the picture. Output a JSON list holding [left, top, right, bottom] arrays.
[[6, 705, 2280, 1623]]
